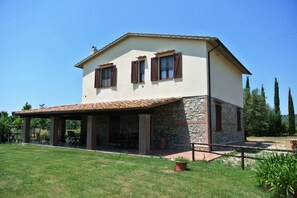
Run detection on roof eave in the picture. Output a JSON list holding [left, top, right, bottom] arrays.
[[208, 38, 252, 75], [74, 33, 217, 69]]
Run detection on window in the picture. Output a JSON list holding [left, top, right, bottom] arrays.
[[139, 60, 145, 83], [151, 52, 182, 81], [131, 60, 145, 83], [94, 65, 117, 88], [216, 103, 222, 131], [237, 109, 241, 131], [159, 55, 174, 79], [101, 67, 112, 87]]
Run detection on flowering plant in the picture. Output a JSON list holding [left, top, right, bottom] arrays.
[[289, 139, 297, 149], [289, 140, 297, 145]]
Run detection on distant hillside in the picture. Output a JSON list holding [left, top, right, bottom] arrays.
[[281, 114, 297, 124]]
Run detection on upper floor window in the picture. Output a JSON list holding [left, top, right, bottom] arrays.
[[101, 67, 112, 87], [151, 52, 182, 81], [139, 60, 145, 82], [131, 60, 145, 84], [94, 65, 117, 88], [159, 55, 174, 79]]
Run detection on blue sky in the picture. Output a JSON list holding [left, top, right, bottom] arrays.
[[0, 0, 296, 115]]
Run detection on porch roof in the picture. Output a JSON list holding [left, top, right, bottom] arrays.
[[13, 97, 181, 117]]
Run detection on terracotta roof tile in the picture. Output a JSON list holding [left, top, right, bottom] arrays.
[[13, 97, 181, 116]]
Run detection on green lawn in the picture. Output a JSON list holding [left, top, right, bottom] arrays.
[[0, 144, 271, 198]]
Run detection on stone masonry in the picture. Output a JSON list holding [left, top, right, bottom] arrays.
[[152, 96, 208, 150], [211, 98, 244, 144]]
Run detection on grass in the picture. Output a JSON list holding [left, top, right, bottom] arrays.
[[0, 144, 272, 198]]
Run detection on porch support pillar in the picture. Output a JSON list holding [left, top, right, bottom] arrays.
[[50, 116, 60, 146], [58, 119, 66, 143], [138, 114, 151, 155], [86, 115, 97, 150], [22, 117, 31, 143]]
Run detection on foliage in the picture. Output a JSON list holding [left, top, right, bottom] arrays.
[[244, 88, 269, 136], [0, 144, 272, 197], [22, 102, 32, 110], [245, 76, 250, 89], [274, 78, 282, 135], [66, 120, 80, 130], [288, 88, 296, 135], [175, 156, 189, 163], [255, 152, 297, 197], [0, 111, 11, 142]]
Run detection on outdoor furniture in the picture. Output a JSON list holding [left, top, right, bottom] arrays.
[[67, 131, 80, 145]]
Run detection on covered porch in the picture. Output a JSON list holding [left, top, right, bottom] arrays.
[[13, 98, 181, 155]]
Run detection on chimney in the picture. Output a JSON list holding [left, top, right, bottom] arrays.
[[90, 46, 98, 55]]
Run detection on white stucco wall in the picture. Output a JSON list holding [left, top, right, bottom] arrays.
[[209, 48, 243, 107], [81, 37, 209, 103]]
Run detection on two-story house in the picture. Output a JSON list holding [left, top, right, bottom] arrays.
[[14, 33, 251, 154]]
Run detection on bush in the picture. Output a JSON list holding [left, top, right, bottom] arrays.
[[255, 152, 297, 197], [175, 156, 190, 163]]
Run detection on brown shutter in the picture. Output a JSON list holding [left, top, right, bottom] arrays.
[[94, 69, 101, 88], [131, 61, 139, 83], [111, 66, 117, 87], [174, 52, 182, 78], [151, 57, 158, 81], [216, 103, 222, 131]]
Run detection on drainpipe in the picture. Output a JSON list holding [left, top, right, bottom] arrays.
[[207, 43, 220, 151]]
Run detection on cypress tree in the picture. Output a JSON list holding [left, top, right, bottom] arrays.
[[260, 85, 268, 134], [261, 84, 266, 104], [274, 78, 282, 136], [288, 88, 296, 135], [243, 77, 251, 140], [245, 76, 250, 89]]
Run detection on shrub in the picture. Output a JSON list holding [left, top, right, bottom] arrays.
[[255, 152, 297, 197], [175, 156, 189, 163]]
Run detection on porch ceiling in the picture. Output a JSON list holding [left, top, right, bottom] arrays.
[[13, 97, 181, 117]]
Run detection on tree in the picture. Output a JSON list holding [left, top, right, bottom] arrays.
[[261, 84, 266, 104], [250, 89, 269, 136], [0, 111, 11, 142], [288, 88, 296, 135], [245, 76, 250, 89], [243, 77, 251, 140], [22, 102, 32, 110], [274, 78, 282, 136]]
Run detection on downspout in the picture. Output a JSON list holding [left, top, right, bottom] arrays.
[[207, 43, 220, 150]]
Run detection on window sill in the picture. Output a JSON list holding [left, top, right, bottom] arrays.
[[158, 77, 174, 82]]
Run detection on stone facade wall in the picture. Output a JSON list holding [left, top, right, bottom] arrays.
[[211, 98, 244, 144], [93, 96, 244, 149], [152, 96, 208, 150]]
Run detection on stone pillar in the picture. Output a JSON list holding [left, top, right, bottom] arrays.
[[58, 119, 66, 143], [50, 116, 60, 146], [86, 115, 97, 150], [22, 117, 31, 143], [80, 116, 87, 145], [138, 114, 151, 155]]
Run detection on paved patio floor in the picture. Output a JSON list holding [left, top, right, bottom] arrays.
[[150, 149, 229, 162]]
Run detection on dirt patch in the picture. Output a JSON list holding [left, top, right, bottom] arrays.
[[247, 136, 297, 149]]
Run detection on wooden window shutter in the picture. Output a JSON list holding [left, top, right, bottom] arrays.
[[237, 109, 241, 131], [216, 103, 222, 131], [110, 65, 117, 87], [94, 69, 101, 88], [151, 57, 158, 81], [131, 61, 139, 83], [173, 52, 182, 78]]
